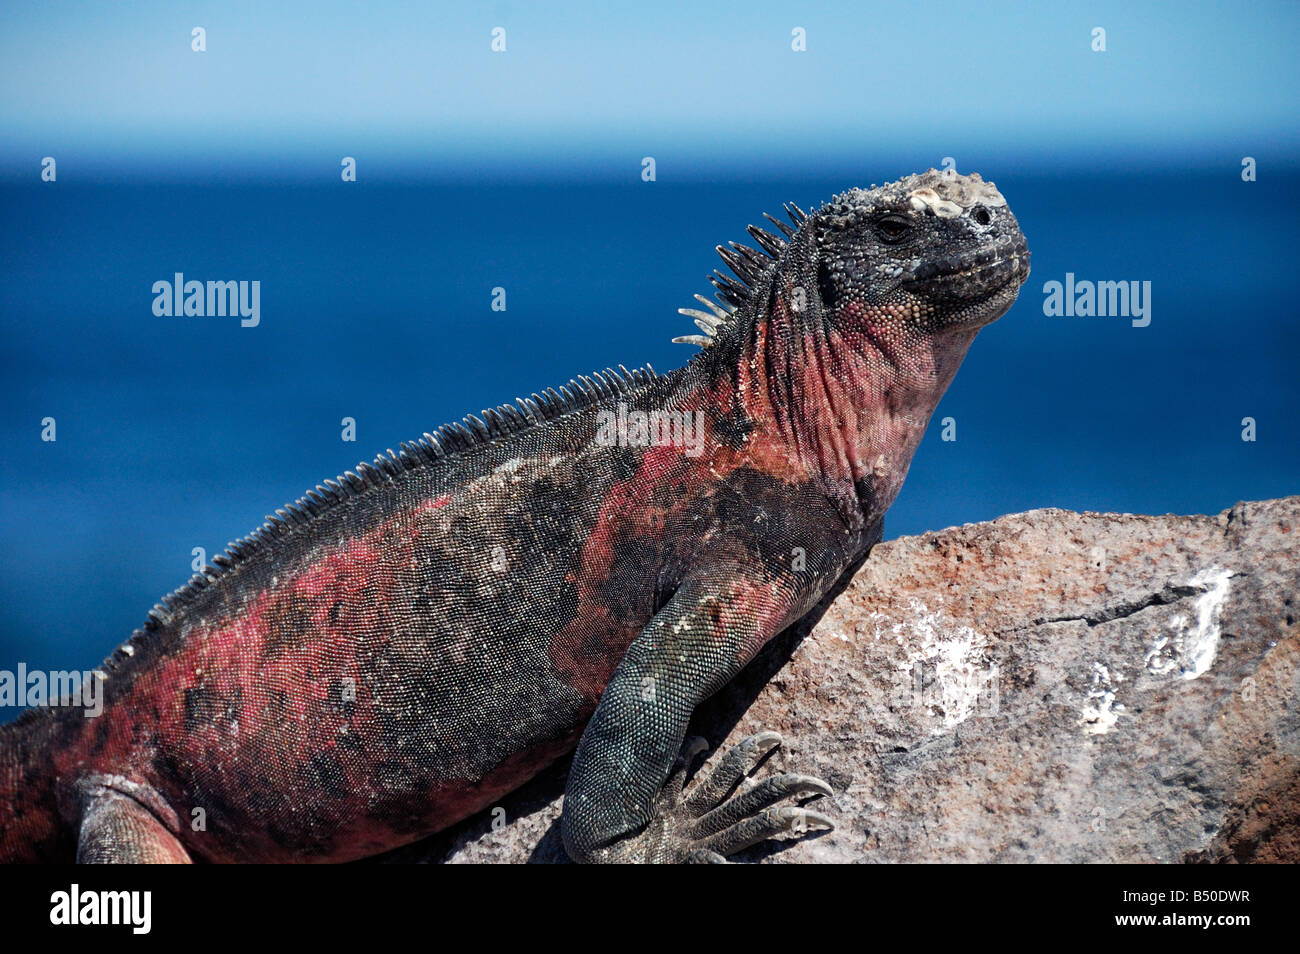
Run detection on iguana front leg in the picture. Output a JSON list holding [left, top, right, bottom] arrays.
[[76, 776, 192, 863], [561, 570, 836, 863]]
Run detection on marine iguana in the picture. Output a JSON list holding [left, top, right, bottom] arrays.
[[0, 169, 1029, 863]]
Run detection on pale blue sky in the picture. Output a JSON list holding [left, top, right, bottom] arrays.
[[1, 1, 1297, 178]]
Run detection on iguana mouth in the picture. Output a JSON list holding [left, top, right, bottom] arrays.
[[900, 238, 1030, 299]]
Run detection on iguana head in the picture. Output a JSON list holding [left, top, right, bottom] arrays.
[[676, 169, 1030, 518], [811, 169, 1030, 335], [677, 169, 1028, 350]]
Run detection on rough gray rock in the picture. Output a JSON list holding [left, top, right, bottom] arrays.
[[389, 498, 1300, 863]]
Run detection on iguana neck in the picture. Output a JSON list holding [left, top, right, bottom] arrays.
[[730, 288, 981, 523]]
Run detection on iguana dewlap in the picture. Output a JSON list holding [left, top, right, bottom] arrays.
[[0, 170, 1029, 863]]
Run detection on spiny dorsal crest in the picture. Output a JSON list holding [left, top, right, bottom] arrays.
[[97, 364, 658, 681], [672, 201, 809, 348]]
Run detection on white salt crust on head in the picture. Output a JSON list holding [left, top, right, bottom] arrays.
[[907, 171, 1008, 219]]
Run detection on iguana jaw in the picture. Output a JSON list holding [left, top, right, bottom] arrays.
[[899, 235, 1029, 324], [897, 234, 1030, 310]]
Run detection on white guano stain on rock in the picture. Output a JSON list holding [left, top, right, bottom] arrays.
[[885, 598, 995, 734], [1183, 566, 1234, 678], [1080, 661, 1124, 735], [1144, 565, 1234, 680]]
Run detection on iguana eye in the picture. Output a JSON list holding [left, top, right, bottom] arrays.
[[875, 214, 911, 242]]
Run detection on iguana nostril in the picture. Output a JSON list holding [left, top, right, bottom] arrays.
[[972, 207, 991, 226]]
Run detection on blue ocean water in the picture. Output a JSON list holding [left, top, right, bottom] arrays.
[[1, 166, 1297, 704]]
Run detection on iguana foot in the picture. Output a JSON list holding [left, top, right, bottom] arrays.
[[640, 731, 834, 863]]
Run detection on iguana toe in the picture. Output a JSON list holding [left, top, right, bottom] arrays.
[[682, 730, 782, 814], [649, 731, 835, 862], [695, 805, 835, 857]]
